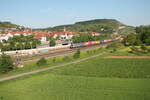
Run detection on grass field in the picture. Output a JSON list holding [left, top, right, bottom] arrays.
[[0, 51, 150, 100], [0, 75, 150, 100], [0, 47, 108, 78], [48, 58, 150, 78]]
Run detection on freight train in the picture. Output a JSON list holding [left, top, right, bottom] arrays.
[[70, 36, 123, 48]]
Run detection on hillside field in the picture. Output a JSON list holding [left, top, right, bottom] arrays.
[[0, 55, 150, 100]]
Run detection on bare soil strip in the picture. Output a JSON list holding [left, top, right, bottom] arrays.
[[105, 56, 150, 59]]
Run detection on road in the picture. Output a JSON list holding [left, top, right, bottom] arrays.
[[0, 51, 107, 82]]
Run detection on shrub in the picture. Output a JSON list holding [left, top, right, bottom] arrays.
[[49, 40, 56, 47], [98, 47, 102, 51], [63, 56, 70, 61], [52, 57, 56, 63], [86, 50, 93, 55], [86, 51, 90, 55], [130, 46, 139, 52], [107, 42, 124, 50], [93, 50, 97, 53], [36, 57, 47, 66], [140, 45, 149, 53], [73, 49, 80, 59]]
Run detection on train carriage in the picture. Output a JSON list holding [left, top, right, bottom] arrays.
[[100, 40, 104, 43], [92, 41, 100, 45], [70, 36, 123, 48], [87, 42, 92, 46]]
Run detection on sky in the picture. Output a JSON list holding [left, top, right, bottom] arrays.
[[0, 0, 150, 28]]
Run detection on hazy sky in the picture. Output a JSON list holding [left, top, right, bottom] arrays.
[[0, 0, 150, 28]]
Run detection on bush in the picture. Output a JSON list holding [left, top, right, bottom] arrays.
[[73, 49, 80, 59], [49, 40, 56, 47], [36, 57, 47, 66], [140, 45, 149, 53], [63, 56, 70, 61], [86, 51, 90, 55], [130, 46, 139, 53], [52, 57, 56, 63], [107, 42, 124, 50], [110, 49, 117, 53], [0, 53, 14, 73], [86, 50, 93, 55], [123, 33, 141, 46], [93, 50, 97, 53]]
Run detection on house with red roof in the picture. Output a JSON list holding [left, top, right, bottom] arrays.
[[1, 28, 75, 43], [33, 29, 75, 42], [91, 32, 101, 36]]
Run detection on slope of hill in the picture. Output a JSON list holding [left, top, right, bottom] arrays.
[[0, 54, 150, 100], [118, 26, 135, 35], [0, 21, 20, 28], [36, 19, 131, 34], [0, 22, 32, 33], [0, 19, 135, 34]]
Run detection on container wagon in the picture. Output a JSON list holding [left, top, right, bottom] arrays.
[[70, 37, 123, 49]]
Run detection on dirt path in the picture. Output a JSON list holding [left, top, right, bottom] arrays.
[[105, 56, 150, 59], [0, 52, 107, 82]]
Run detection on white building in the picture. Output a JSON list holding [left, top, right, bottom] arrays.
[[0, 33, 13, 42]]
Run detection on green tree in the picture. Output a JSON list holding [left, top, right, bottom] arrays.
[[136, 25, 150, 45], [25, 42, 31, 49], [72, 33, 95, 43], [0, 53, 14, 73], [0, 42, 3, 51], [145, 37, 150, 45], [124, 33, 141, 46], [1, 35, 41, 51], [49, 40, 56, 47], [36, 57, 47, 66]]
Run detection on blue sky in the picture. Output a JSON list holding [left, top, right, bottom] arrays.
[[0, 0, 150, 28]]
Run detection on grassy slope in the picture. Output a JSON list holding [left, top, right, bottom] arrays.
[[0, 53, 150, 100], [0, 47, 108, 78], [118, 26, 135, 35], [49, 58, 150, 78], [0, 74, 150, 100]]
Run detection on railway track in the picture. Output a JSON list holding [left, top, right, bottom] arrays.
[[16, 44, 106, 63]]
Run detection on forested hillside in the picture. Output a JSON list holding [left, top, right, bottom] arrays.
[[35, 19, 130, 34], [0, 19, 136, 34]]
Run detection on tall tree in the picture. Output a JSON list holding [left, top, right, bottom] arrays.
[[49, 40, 56, 47]]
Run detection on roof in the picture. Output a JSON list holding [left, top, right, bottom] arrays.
[[34, 31, 75, 39], [34, 33, 53, 39], [4, 31, 75, 39]]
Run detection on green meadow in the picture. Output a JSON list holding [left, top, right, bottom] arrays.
[[0, 51, 150, 100], [0, 75, 150, 100]]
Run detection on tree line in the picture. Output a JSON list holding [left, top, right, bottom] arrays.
[[0, 35, 41, 51], [72, 33, 110, 43], [124, 25, 150, 46]]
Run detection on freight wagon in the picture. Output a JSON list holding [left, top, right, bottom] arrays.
[[70, 37, 123, 48]]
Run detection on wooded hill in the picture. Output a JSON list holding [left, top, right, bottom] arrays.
[[35, 19, 135, 34], [0, 19, 135, 34], [0, 21, 20, 28]]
